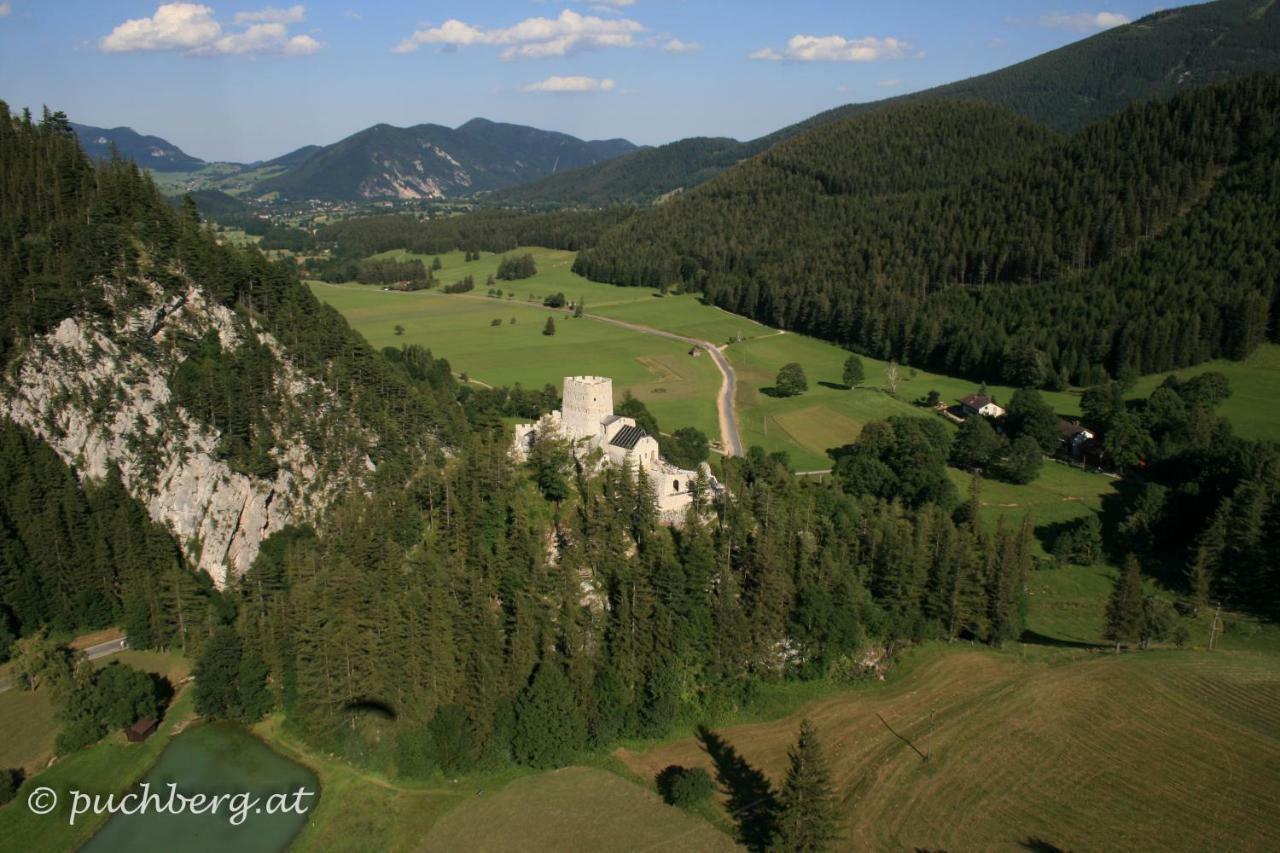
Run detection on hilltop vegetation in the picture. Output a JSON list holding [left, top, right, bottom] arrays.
[[575, 76, 1280, 385]]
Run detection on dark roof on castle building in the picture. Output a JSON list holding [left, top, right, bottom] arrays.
[[609, 425, 647, 450]]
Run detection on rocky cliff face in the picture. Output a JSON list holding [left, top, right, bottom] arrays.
[[1, 279, 372, 588]]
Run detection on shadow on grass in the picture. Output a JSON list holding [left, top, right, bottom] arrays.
[[696, 725, 777, 852], [818, 381, 854, 391], [1019, 837, 1068, 852], [875, 713, 927, 762], [1018, 629, 1105, 651]]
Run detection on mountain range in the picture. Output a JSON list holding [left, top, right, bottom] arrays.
[[69, 0, 1280, 208], [498, 0, 1280, 206], [72, 117, 637, 202], [255, 118, 635, 201]]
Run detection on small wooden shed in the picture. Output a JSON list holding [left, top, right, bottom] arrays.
[[126, 718, 158, 743]]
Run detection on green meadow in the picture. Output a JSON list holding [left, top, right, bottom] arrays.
[[315, 245, 1280, 483], [309, 290, 724, 439], [1130, 342, 1280, 442], [727, 329, 1085, 471]]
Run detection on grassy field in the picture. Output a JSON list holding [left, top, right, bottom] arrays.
[[422, 766, 736, 852], [0, 683, 57, 777], [1130, 343, 1280, 442], [617, 646, 1280, 852], [951, 461, 1117, 548], [256, 717, 736, 852], [728, 330, 1083, 471], [310, 249, 730, 438], [253, 715, 471, 852]]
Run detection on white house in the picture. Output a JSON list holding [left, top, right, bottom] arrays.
[[960, 393, 1006, 419]]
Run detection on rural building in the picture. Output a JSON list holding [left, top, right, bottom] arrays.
[[960, 393, 1005, 419], [126, 718, 158, 742], [1059, 420, 1098, 461], [512, 376, 721, 521]]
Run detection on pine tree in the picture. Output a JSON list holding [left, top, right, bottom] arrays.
[[769, 719, 841, 852], [543, 316, 556, 336], [1104, 556, 1145, 652]]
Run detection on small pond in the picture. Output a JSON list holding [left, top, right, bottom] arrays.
[[82, 722, 318, 852]]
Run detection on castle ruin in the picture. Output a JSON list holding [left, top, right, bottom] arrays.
[[512, 376, 720, 521]]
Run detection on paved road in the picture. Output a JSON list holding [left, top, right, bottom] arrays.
[[85, 636, 129, 660], [587, 314, 744, 457], [0, 637, 127, 694]]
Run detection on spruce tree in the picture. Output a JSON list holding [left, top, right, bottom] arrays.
[[513, 660, 586, 768], [194, 626, 243, 717], [1104, 556, 1145, 652], [769, 719, 841, 852]]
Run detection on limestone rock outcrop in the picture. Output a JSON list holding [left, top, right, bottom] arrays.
[[1, 280, 371, 588]]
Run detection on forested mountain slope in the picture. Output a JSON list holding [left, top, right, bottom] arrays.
[[0, 104, 462, 597], [574, 77, 1280, 385], [492, 136, 746, 206], [496, 0, 1280, 207], [257, 118, 636, 201], [70, 121, 206, 172]]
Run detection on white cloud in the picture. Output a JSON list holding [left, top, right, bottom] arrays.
[[0, 4, 12, 18], [393, 9, 645, 60], [1033, 11, 1131, 31], [100, 3, 320, 56], [343, 10, 362, 20], [662, 38, 701, 54], [750, 34, 911, 63], [100, 3, 222, 52], [193, 22, 320, 55], [877, 78, 902, 87], [524, 75, 616, 93], [233, 5, 305, 25]]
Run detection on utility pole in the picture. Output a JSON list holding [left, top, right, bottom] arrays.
[[1208, 601, 1222, 650], [926, 708, 935, 763]]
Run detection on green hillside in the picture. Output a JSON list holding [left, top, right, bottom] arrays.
[[496, 0, 1280, 207], [574, 76, 1280, 386]]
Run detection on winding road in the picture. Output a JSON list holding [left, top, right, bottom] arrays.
[[587, 314, 744, 456]]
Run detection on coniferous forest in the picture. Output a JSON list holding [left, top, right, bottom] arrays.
[[574, 76, 1280, 386]]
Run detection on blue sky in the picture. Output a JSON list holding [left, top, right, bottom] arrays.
[[0, 1, 1161, 162]]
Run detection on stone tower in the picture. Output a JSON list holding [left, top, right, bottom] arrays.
[[561, 376, 613, 441]]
